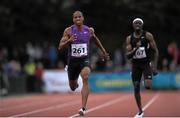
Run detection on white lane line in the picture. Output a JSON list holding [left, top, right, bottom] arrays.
[[8, 100, 81, 117], [69, 95, 130, 118], [134, 93, 159, 117], [0, 98, 72, 111]]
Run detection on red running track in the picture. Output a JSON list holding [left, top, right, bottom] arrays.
[[0, 91, 180, 117]]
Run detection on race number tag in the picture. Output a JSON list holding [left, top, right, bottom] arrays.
[[133, 47, 146, 59], [71, 44, 87, 57]]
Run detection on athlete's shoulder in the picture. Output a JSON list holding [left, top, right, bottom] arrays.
[[145, 31, 153, 37], [64, 26, 72, 35], [64, 26, 71, 32], [145, 31, 154, 40], [126, 35, 131, 40]]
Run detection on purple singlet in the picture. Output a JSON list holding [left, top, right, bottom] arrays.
[[68, 25, 91, 59]]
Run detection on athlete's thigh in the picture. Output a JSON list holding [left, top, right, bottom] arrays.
[[131, 65, 142, 83], [80, 58, 91, 77], [68, 63, 81, 81]]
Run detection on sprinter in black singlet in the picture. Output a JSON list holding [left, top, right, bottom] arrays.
[[125, 18, 159, 118]]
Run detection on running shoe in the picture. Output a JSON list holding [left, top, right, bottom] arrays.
[[78, 108, 85, 116], [134, 112, 144, 118]]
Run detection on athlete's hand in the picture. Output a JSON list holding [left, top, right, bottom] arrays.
[[68, 35, 77, 43], [102, 53, 110, 61], [150, 62, 158, 76]]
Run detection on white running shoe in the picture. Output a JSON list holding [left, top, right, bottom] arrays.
[[78, 108, 85, 116], [134, 112, 144, 118]]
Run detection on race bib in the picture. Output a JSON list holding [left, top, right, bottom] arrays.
[[133, 47, 147, 59], [71, 44, 88, 57]]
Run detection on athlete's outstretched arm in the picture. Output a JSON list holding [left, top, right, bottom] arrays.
[[58, 27, 75, 50], [125, 36, 140, 59], [89, 27, 109, 60], [146, 32, 159, 72]]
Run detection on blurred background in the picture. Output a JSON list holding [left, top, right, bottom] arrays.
[[0, 0, 180, 96]]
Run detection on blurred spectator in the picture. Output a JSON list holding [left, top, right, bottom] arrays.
[[42, 42, 51, 69], [168, 41, 179, 71], [48, 44, 58, 68], [35, 62, 44, 93], [105, 60, 113, 72], [113, 48, 125, 71], [90, 44, 99, 70], [162, 58, 169, 72], [0, 62, 9, 96], [57, 60, 65, 70], [4, 60, 22, 78], [0, 47, 8, 62], [34, 43, 43, 61], [24, 59, 36, 92], [90, 54, 99, 70], [96, 57, 106, 71], [26, 42, 36, 60]]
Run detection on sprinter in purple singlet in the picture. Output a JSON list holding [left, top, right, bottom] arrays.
[[58, 11, 109, 116]]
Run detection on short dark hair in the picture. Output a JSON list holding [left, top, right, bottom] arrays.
[[73, 11, 84, 17]]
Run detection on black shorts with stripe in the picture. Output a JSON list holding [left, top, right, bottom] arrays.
[[67, 57, 90, 80]]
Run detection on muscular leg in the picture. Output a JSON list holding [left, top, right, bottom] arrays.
[[80, 66, 91, 109], [132, 65, 143, 114], [133, 81, 143, 114]]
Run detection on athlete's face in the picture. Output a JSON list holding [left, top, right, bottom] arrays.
[[133, 21, 143, 31], [73, 12, 84, 26]]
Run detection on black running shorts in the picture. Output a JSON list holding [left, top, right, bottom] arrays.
[[131, 62, 152, 82], [67, 57, 90, 80]]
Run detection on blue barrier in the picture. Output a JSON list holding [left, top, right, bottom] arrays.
[[89, 72, 180, 92], [175, 73, 180, 88], [89, 72, 133, 92], [152, 72, 176, 89]]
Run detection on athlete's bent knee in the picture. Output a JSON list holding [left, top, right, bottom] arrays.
[[70, 86, 76, 91], [81, 70, 90, 79], [69, 82, 78, 91], [81, 73, 89, 80]]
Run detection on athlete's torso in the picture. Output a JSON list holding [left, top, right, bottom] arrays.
[[68, 25, 91, 60], [130, 31, 150, 64]]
